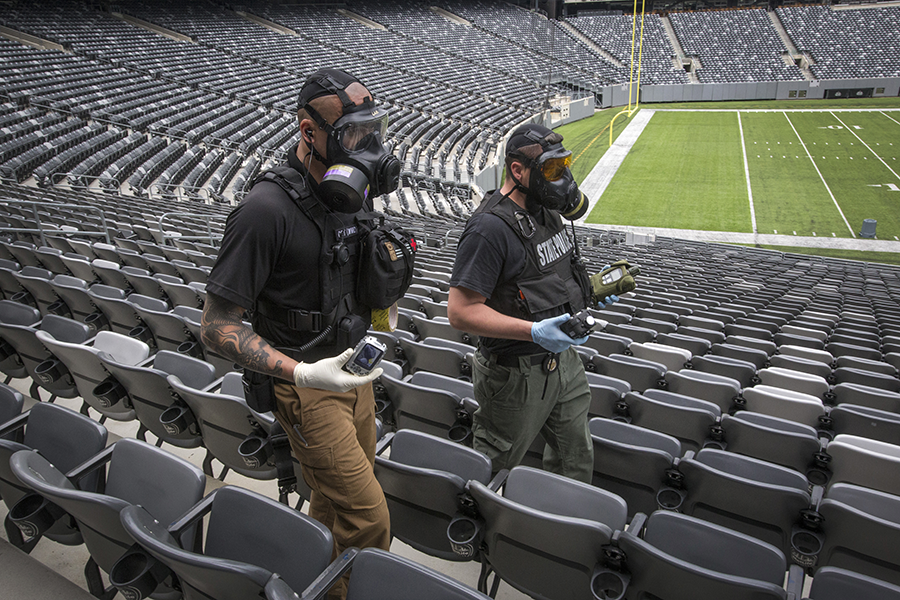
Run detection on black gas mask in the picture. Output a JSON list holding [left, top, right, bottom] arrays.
[[300, 69, 401, 213], [508, 127, 588, 221]]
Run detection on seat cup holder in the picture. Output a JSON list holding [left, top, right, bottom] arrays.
[[10, 291, 34, 306], [128, 325, 154, 345], [176, 340, 203, 358], [447, 516, 484, 559], [238, 435, 272, 469], [806, 467, 830, 487], [790, 527, 823, 569], [34, 358, 65, 385], [447, 424, 473, 446], [93, 377, 127, 408], [374, 397, 391, 417], [159, 404, 196, 436], [110, 545, 170, 600], [590, 566, 629, 600], [656, 487, 686, 511], [84, 312, 108, 331], [47, 300, 70, 317], [9, 493, 64, 539]]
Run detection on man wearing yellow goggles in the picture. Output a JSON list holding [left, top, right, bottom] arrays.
[[447, 123, 598, 484], [502, 125, 587, 220]]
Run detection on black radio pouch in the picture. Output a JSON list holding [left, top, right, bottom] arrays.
[[357, 219, 417, 310], [242, 369, 277, 414]]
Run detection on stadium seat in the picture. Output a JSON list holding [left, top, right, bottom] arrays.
[[98, 350, 216, 448], [114, 485, 335, 600], [1, 402, 108, 553], [35, 328, 150, 422], [466, 465, 628, 600], [374, 429, 493, 561], [617, 511, 791, 600], [589, 417, 681, 516], [10, 438, 205, 598]]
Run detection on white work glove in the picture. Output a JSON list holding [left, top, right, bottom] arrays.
[[292, 348, 383, 393]]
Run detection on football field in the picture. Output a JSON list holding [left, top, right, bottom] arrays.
[[579, 108, 900, 241]]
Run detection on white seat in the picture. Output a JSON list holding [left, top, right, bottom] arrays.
[[742, 385, 826, 428], [777, 345, 834, 365], [756, 367, 829, 398], [827, 434, 900, 497], [629, 342, 691, 372]]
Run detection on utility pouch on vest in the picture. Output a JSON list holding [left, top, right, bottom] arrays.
[[242, 369, 276, 414], [357, 222, 417, 309], [336, 314, 368, 351]]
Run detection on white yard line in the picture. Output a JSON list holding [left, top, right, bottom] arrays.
[[576, 109, 655, 225], [736, 112, 757, 234], [881, 111, 900, 126], [830, 111, 900, 181], [783, 112, 856, 238]]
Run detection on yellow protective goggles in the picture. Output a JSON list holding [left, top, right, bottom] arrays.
[[539, 154, 572, 182]]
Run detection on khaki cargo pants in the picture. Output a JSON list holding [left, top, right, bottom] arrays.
[[472, 346, 594, 483], [274, 381, 391, 600]]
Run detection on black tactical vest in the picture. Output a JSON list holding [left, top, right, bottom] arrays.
[[251, 165, 371, 359], [476, 191, 590, 354]]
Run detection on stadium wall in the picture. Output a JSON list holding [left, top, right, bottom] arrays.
[[600, 78, 900, 106]]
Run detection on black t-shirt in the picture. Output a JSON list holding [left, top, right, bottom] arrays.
[[207, 145, 326, 349], [450, 191, 547, 356]]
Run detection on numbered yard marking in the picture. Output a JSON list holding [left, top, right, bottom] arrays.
[[868, 184, 900, 192]]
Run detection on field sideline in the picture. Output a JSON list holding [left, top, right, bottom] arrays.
[[555, 98, 900, 259]]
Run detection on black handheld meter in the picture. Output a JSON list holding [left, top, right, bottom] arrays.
[[342, 336, 387, 376], [560, 309, 596, 340]]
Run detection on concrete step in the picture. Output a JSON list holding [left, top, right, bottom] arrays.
[[0, 538, 96, 600]]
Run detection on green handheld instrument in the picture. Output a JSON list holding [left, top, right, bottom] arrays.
[[590, 260, 641, 303]]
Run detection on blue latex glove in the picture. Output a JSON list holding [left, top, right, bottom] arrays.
[[531, 314, 590, 353], [597, 294, 619, 307]]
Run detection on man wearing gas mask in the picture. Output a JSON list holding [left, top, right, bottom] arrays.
[[448, 123, 612, 483], [202, 68, 401, 600]]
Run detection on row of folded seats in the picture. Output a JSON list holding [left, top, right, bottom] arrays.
[[2, 227, 899, 597], [0, 398, 488, 600], [362, 256, 900, 597], [4, 385, 900, 600]]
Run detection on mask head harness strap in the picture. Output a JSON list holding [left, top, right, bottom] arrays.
[[299, 69, 376, 162]]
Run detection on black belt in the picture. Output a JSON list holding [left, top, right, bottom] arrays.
[[479, 347, 559, 372], [276, 345, 334, 364]]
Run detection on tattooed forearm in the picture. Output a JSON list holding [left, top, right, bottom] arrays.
[[201, 292, 293, 381]]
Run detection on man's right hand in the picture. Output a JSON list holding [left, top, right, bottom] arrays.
[[292, 348, 383, 392], [531, 314, 590, 353]]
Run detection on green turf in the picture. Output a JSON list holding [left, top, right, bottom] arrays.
[[563, 100, 900, 249], [800, 110, 900, 240], [585, 111, 752, 231], [554, 108, 632, 182], [741, 111, 857, 237], [641, 97, 900, 111]]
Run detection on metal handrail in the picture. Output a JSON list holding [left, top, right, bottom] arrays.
[[150, 183, 211, 203], [49, 172, 112, 190], [157, 211, 224, 247], [0, 200, 111, 245]]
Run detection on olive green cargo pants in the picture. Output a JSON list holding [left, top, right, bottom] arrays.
[[472, 346, 594, 483]]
